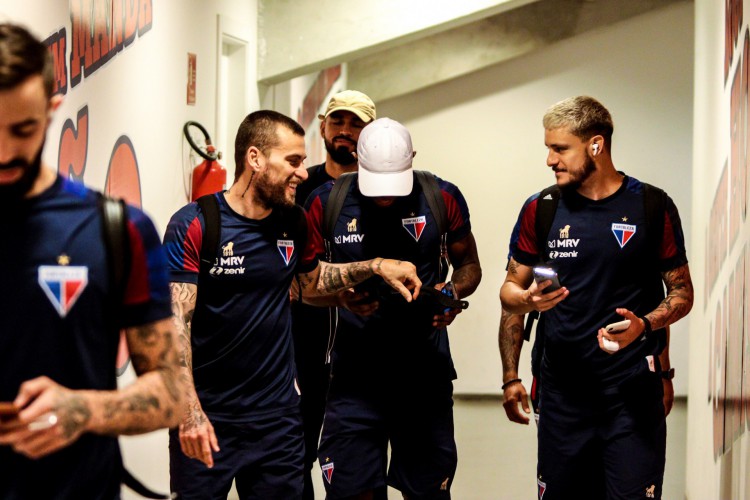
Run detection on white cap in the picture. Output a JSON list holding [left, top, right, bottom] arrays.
[[357, 118, 413, 197]]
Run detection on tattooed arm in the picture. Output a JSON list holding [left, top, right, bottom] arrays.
[[446, 232, 482, 299], [597, 264, 694, 354], [500, 257, 567, 315], [170, 282, 219, 468], [498, 309, 531, 425], [293, 258, 422, 304], [644, 264, 694, 332], [0, 316, 183, 459]]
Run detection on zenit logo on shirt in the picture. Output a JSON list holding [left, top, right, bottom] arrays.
[[277, 239, 294, 266], [402, 216, 427, 242], [611, 222, 636, 248], [38, 265, 88, 317]]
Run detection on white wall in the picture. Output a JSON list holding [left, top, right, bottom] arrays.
[[377, 2, 695, 396], [0, 0, 257, 233], [687, 1, 750, 498]]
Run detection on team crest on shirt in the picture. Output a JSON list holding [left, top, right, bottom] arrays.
[[277, 239, 294, 266], [611, 222, 636, 248], [537, 477, 546, 499], [38, 265, 88, 317], [321, 460, 334, 484], [402, 216, 427, 242]]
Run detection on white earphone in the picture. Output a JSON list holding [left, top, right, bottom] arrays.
[[592, 143, 600, 155]]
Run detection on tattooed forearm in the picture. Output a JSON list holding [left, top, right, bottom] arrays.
[[57, 394, 92, 440], [99, 316, 185, 433], [646, 264, 694, 331], [450, 263, 482, 299], [315, 261, 374, 294], [498, 309, 525, 377], [170, 282, 197, 370]]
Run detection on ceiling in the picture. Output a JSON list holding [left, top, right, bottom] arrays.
[[258, 0, 688, 102]]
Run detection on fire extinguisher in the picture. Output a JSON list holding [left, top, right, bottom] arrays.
[[184, 121, 227, 201]]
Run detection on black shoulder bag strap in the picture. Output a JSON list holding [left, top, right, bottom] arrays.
[[100, 198, 173, 499], [643, 183, 667, 255], [323, 172, 356, 261], [523, 185, 560, 341], [196, 194, 221, 277], [642, 182, 668, 353], [415, 170, 450, 280], [100, 195, 130, 305]]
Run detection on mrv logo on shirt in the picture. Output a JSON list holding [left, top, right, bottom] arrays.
[[547, 224, 580, 259], [210, 241, 247, 275]]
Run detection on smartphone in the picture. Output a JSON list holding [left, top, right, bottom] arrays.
[[605, 319, 631, 333], [533, 266, 561, 292]]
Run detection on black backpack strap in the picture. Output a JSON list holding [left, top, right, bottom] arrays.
[[534, 185, 560, 261], [524, 184, 561, 381], [122, 469, 175, 499], [323, 172, 356, 261], [99, 195, 131, 313], [415, 170, 447, 236], [523, 185, 559, 347], [100, 199, 171, 499], [642, 183, 667, 256], [196, 194, 221, 276], [415, 170, 450, 281]]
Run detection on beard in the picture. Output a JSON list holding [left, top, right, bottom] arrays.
[[324, 137, 357, 165], [254, 170, 295, 210], [564, 154, 596, 191], [0, 145, 43, 204]]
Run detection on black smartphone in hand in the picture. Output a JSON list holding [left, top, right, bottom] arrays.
[[533, 266, 561, 292]]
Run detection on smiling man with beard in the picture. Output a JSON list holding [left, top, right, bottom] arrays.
[[163, 110, 421, 499], [0, 22, 184, 500], [291, 89, 376, 499]]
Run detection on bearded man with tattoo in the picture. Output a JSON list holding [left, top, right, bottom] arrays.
[[0, 22, 184, 499], [500, 96, 693, 500], [163, 110, 420, 499]]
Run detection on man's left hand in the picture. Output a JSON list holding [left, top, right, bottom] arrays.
[[596, 307, 646, 354]]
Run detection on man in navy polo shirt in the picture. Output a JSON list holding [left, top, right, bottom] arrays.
[[304, 117, 482, 499], [0, 22, 184, 500], [500, 96, 693, 500], [164, 110, 421, 499]]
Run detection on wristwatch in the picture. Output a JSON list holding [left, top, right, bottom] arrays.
[[660, 368, 675, 380]]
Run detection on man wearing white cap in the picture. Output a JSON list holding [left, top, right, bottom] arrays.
[[292, 89, 376, 499], [302, 117, 482, 499]]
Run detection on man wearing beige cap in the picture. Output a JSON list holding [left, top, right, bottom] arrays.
[[292, 89, 376, 499], [302, 118, 482, 499]]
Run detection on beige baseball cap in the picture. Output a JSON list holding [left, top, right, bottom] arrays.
[[318, 90, 376, 123], [357, 118, 414, 197]]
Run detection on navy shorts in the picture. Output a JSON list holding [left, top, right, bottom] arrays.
[[169, 411, 304, 499], [537, 368, 666, 500], [318, 380, 457, 499]]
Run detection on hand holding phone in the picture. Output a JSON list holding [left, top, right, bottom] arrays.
[[605, 319, 631, 333], [601, 319, 631, 353], [533, 266, 561, 292]]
